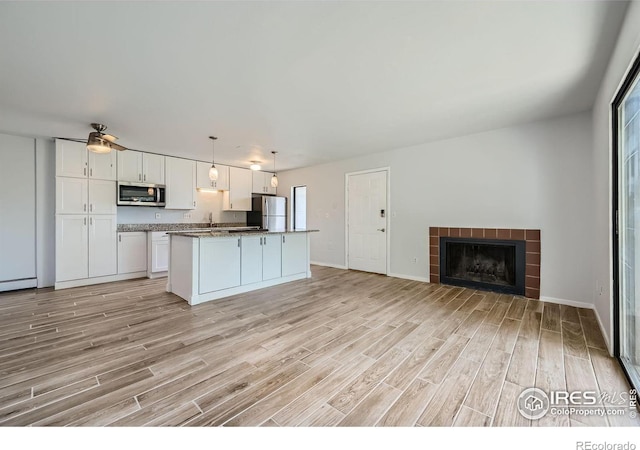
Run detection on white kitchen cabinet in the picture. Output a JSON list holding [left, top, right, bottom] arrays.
[[88, 151, 116, 181], [223, 167, 252, 211], [56, 140, 115, 180], [56, 177, 88, 214], [262, 234, 282, 281], [56, 140, 88, 178], [241, 236, 263, 285], [89, 215, 117, 278], [118, 150, 166, 184], [148, 232, 169, 277], [142, 153, 165, 184], [196, 161, 229, 191], [165, 156, 196, 210], [199, 237, 241, 294], [282, 233, 308, 277], [55, 215, 89, 282], [252, 171, 276, 195], [118, 232, 147, 274], [88, 180, 116, 215]]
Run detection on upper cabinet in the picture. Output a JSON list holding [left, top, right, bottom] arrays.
[[117, 150, 165, 184], [165, 156, 196, 210], [223, 167, 252, 211], [196, 161, 230, 191], [252, 171, 277, 195], [56, 140, 115, 180]]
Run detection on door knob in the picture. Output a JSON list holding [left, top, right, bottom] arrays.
[[377, 228, 385, 232]]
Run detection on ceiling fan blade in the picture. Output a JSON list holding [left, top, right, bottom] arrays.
[[109, 142, 127, 151], [102, 134, 118, 142], [54, 137, 86, 143]]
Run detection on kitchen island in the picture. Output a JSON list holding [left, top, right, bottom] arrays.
[[166, 229, 317, 305]]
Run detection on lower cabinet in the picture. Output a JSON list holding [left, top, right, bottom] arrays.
[[117, 231, 147, 274], [282, 233, 308, 277], [199, 237, 241, 294], [56, 214, 117, 282], [148, 232, 169, 276], [241, 234, 283, 285]]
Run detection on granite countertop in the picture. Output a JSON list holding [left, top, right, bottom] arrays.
[[117, 222, 246, 232], [168, 229, 319, 238]]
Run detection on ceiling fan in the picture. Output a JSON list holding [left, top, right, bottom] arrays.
[[56, 123, 129, 154]]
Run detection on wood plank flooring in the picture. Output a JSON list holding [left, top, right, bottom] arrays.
[[0, 266, 637, 426]]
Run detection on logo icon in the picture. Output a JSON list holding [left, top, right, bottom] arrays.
[[517, 387, 550, 420]]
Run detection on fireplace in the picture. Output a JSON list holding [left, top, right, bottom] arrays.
[[439, 237, 525, 295], [429, 227, 541, 299]]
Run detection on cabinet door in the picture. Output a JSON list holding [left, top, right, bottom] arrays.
[[262, 234, 282, 281], [264, 172, 277, 195], [282, 233, 308, 277], [88, 151, 116, 181], [199, 238, 241, 293], [56, 140, 87, 178], [117, 231, 147, 274], [56, 214, 88, 282], [56, 177, 88, 214], [196, 161, 216, 190], [117, 150, 143, 182], [88, 180, 116, 214], [143, 153, 165, 184], [225, 167, 252, 211], [151, 239, 169, 272], [89, 215, 117, 278], [215, 165, 230, 191], [252, 171, 265, 194], [165, 156, 196, 209], [241, 236, 263, 285]]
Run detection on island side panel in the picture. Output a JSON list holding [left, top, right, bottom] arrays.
[[168, 235, 198, 304]]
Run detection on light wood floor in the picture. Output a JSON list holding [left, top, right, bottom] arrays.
[[0, 266, 637, 427]]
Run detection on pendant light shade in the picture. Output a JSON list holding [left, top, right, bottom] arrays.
[[208, 136, 218, 181], [270, 151, 278, 188]]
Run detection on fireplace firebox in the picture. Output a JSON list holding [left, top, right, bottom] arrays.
[[439, 237, 526, 295]]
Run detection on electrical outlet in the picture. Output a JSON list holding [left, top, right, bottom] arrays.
[[183, 213, 191, 219], [155, 213, 161, 220], [413, 257, 418, 264]]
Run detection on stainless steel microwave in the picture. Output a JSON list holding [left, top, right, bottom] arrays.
[[117, 182, 166, 206]]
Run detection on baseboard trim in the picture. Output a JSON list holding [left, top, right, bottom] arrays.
[[387, 273, 430, 283], [593, 307, 613, 356], [539, 296, 593, 310], [310, 261, 348, 270], [55, 272, 147, 290], [0, 278, 37, 292]]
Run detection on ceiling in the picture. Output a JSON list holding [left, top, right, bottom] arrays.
[[0, 1, 629, 171]]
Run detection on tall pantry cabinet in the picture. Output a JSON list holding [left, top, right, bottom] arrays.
[[55, 140, 117, 288]]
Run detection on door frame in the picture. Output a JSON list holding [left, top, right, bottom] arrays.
[[345, 167, 391, 275], [612, 46, 640, 392]]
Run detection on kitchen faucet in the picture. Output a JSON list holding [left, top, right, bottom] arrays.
[[209, 212, 216, 228]]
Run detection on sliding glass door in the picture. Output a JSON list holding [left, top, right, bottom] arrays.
[[616, 54, 640, 392]]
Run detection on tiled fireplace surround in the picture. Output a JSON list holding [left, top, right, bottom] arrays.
[[429, 227, 541, 299]]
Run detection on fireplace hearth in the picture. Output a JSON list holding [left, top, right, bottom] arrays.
[[439, 237, 525, 295]]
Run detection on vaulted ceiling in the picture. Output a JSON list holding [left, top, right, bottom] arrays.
[[0, 1, 629, 170]]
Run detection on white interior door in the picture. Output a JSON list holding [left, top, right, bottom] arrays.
[[347, 170, 387, 274]]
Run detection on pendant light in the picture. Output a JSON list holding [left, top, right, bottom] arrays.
[[270, 151, 278, 188], [208, 136, 218, 181]]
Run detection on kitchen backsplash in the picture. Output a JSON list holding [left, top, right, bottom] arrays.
[[116, 189, 246, 225]]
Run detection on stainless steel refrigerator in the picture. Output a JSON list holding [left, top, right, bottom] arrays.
[[247, 195, 287, 231]]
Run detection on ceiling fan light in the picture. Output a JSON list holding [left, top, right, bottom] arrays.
[[250, 163, 261, 171], [86, 135, 111, 154], [209, 165, 219, 181], [271, 174, 278, 188]]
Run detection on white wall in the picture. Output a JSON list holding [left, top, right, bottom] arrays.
[[116, 191, 245, 225], [36, 138, 55, 288], [278, 112, 594, 304], [592, 0, 640, 352]]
